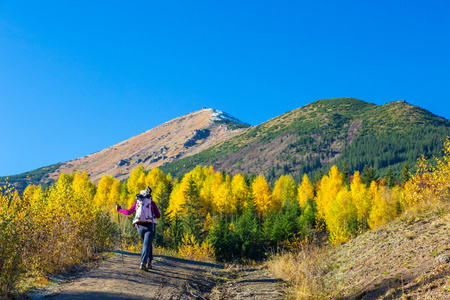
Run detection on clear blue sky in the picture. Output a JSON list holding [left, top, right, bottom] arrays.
[[1, 0, 449, 176]]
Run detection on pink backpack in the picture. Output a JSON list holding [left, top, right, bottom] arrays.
[[133, 197, 155, 225]]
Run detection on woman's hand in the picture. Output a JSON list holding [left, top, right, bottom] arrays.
[[116, 204, 121, 211]]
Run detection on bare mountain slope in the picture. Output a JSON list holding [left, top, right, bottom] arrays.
[[45, 108, 249, 183]]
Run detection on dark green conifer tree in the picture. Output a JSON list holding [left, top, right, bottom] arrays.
[[208, 216, 233, 262], [167, 213, 183, 250], [154, 181, 172, 247], [385, 166, 396, 188], [298, 200, 317, 237], [268, 199, 301, 250], [235, 198, 263, 260], [401, 163, 411, 184], [361, 165, 378, 187], [313, 169, 323, 185], [182, 177, 204, 243], [341, 161, 350, 187]]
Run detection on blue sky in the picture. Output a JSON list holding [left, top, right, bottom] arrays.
[[1, 0, 449, 176]]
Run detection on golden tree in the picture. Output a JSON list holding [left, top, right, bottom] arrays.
[[297, 174, 315, 208], [127, 165, 146, 207], [272, 174, 297, 211], [94, 175, 120, 220], [251, 175, 273, 215], [231, 173, 249, 212], [200, 170, 223, 214], [405, 137, 450, 208], [327, 188, 356, 244], [214, 180, 233, 214], [350, 171, 371, 226], [146, 168, 168, 192], [315, 165, 343, 222], [368, 185, 400, 229], [167, 173, 193, 218]]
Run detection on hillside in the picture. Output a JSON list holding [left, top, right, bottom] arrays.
[[1, 108, 250, 188], [320, 212, 450, 299], [5, 98, 450, 189], [160, 98, 450, 181]]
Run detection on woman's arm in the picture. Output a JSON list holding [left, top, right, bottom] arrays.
[[151, 201, 161, 218], [117, 201, 137, 215]]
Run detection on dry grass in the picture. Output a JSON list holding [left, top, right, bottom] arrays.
[[265, 202, 450, 300], [265, 242, 326, 299], [320, 204, 450, 299]]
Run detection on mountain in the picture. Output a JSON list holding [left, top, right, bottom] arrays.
[[1, 108, 250, 188], [160, 98, 450, 181], [5, 98, 450, 190]]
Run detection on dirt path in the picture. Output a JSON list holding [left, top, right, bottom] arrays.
[[29, 251, 289, 300], [32, 251, 220, 299]]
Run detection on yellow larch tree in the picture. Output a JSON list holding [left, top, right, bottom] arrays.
[[214, 180, 233, 214], [251, 175, 273, 215], [297, 174, 315, 208], [72, 171, 96, 204], [350, 171, 372, 226], [189, 165, 209, 191], [145, 168, 168, 192], [22, 184, 44, 209], [368, 185, 400, 229], [167, 173, 192, 219], [405, 138, 450, 209], [327, 188, 356, 244], [94, 175, 121, 220], [272, 174, 297, 211], [108, 178, 121, 216], [231, 173, 249, 212], [315, 165, 343, 222], [47, 172, 74, 211], [94, 175, 113, 207], [127, 165, 147, 207], [200, 170, 223, 214]]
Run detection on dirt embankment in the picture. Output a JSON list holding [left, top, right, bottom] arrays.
[[28, 251, 289, 300], [322, 213, 450, 299]]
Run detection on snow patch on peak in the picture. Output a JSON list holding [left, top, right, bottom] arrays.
[[209, 109, 250, 126]]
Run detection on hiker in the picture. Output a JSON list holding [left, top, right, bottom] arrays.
[[116, 187, 160, 271]]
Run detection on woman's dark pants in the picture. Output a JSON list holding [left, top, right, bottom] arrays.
[[136, 223, 156, 263]]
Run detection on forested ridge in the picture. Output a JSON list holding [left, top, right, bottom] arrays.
[[4, 98, 450, 192], [161, 98, 450, 182]]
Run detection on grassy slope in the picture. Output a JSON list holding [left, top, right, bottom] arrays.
[[161, 98, 450, 181], [0, 163, 62, 190], [321, 211, 450, 299]]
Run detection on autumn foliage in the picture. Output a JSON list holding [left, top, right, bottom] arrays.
[[3, 138, 450, 296], [0, 171, 118, 297]]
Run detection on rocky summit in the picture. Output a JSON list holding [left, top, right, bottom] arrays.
[[44, 108, 250, 183]]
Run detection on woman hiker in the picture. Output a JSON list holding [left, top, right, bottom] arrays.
[[116, 187, 161, 271]]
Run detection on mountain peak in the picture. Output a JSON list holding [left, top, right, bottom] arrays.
[[207, 108, 251, 128], [35, 108, 250, 184]]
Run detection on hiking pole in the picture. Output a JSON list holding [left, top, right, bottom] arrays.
[[117, 205, 124, 267], [147, 186, 156, 232], [120, 213, 124, 267]]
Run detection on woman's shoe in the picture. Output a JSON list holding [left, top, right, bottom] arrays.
[[147, 262, 152, 269], [140, 262, 148, 271]]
